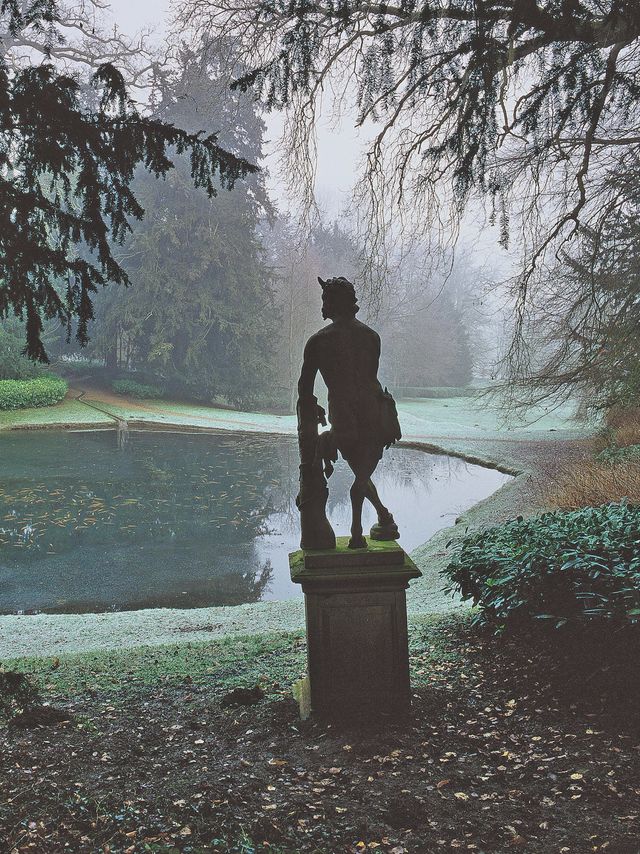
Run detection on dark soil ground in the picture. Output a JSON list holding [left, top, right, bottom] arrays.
[[2, 616, 639, 854]]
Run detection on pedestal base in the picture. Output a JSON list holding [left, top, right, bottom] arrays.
[[290, 538, 422, 720]]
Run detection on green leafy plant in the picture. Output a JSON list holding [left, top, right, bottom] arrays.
[[443, 502, 640, 631], [0, 671, 39, 722], [0, 375, 67, 409], [111, 379, 163, 399]]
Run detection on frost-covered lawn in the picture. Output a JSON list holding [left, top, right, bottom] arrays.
[[0, 399, 113, 430], [0, 389, 589, 440], [397, 395, 587, 440], [89, 398, 298, 434]]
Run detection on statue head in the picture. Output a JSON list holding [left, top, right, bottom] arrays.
[[318, 276, 359, 320]]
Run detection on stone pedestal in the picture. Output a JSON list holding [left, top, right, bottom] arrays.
[[290, 538, 422, 719]]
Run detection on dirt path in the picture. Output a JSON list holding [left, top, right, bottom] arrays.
[[2, 617, 638, 854]]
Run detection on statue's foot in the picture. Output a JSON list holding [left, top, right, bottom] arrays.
[[370, 514, 400, 541], [301, 530, 336, 551], [348, 534, 367, 550]]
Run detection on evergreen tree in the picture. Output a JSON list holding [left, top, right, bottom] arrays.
[[86, 45, 276, 407], [0, 319, 44, 379], [0, 3, 255, 361]]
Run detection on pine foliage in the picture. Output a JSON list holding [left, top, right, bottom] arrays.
[[84, 45, 276, 407], [215, 0, 640, 211], [0, 2, 256, 361]]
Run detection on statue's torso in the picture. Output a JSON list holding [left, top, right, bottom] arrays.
[[307, 318, 385, 448]]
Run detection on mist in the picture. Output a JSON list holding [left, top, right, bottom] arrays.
[[2, 3, 639, 850]]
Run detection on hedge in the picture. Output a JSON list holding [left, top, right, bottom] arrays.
[[443, 502, 640, 631], [391, 385, 472, 400], [0, 376, 68, 410], [112, 379, 163, 399]]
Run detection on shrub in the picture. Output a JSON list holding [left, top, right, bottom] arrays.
[[544, 459, 640, 509], [544, 407, 640, 509], [55, 357, 102, 376], [0, 671, 39, 722], [596, 444, 640, 464], [0, 326, 44, 380], [111, 379, 163, 399], [601, 406, 640, 449], [391, 385, 471, 400], [0, 375, 68, 410], [443, 502, 640, 631]]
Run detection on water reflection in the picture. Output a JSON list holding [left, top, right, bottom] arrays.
[[0, 430, 510, 614]]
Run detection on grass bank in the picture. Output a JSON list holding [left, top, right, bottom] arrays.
[[0, 384, 586, 441]]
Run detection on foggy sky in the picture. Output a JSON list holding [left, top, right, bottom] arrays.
[[108, 0, 360, 217]]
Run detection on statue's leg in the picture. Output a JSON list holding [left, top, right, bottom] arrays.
[[347, 453, 378, 549], [366, 480, 400, 542], [365, 479, 392, 522], [349, 471, 369, 549]]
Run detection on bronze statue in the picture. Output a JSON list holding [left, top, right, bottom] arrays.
[[296, 276, 402, 550]]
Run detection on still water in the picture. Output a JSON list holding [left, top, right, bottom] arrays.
[[0, 430, 510, 614]]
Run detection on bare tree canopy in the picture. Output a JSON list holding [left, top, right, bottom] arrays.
[[1, 0, 164, 89], [505, 159, 640, 413], [178, 0, 640, 321]]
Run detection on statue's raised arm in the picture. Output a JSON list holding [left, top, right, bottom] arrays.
[[295, 276, 402, 550]]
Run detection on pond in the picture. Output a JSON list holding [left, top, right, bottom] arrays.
[[0, 430, 511, 614]]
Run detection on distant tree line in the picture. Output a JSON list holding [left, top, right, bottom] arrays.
[[7, 45, 475, 408], [0, 2, 480, 408], [2, 1, 640, 415]]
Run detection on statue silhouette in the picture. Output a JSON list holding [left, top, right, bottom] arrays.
[[296, 276, 402, 549]]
